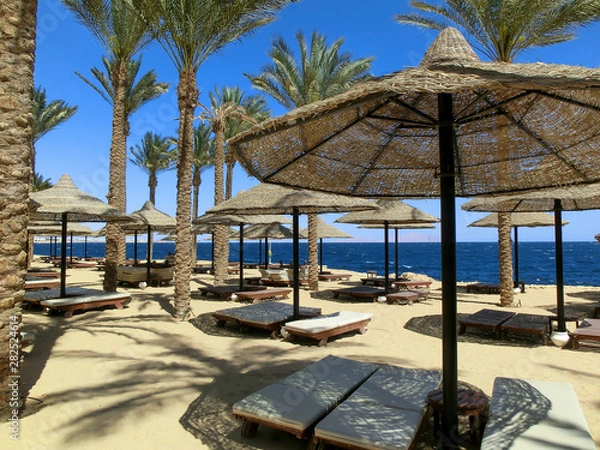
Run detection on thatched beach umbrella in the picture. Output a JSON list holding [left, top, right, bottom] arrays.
[[337, 200, 439, 292], [227, 27, 600, 438], [358, 221, 437, 279], [468, 212, 568, 291], [122, 201, 176, 284], [30, 174, 132, 297], [463, 184, 600, 347], [299, 217, 352, 273], [194, 213, 292, 289], [206, 183, 377, 316]]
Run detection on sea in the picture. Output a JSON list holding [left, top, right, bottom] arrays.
[[34, 240, 600, 287]]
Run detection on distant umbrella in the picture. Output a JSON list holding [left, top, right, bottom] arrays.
[[29, 222, 96, 262], [358, 221, 436, 279], [337, 200, 439, 292], [123, 201, 176, 284], [30, 174, 132, 297], [207, 183, 376, 317], [299, 217, 352, 273], [468, 212, 568, 291]]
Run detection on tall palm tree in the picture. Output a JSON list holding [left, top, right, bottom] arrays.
[[32, 86, 78, 178], [64, 0, 154, 292], [396, 0, 600, 306], [0, 0, 36, 422], [132, 0, 293, 318], [192, 123, 214, 220], [246, 30, 374, 290], [129, 132, 176, 203], [395, 0, 600, 62], [31, 173, 53, 192], [202, 86, 269, 284]]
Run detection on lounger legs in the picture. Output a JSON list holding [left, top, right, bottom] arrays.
[[241, 420, 258, 437]]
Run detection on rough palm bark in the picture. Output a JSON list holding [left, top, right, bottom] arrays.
[[225, 152, 235, 200], [172, 70, 196, 319], [307, 213, 319, 290], [103, 61, 128, 291], [0, 0, 36, 421], [212, 120, 228, 285], [498, 212, 514, 307]]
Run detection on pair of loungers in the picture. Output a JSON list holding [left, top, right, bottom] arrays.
[[459, 308, 551, 344], [213, 302, 373, 346], [233, 355, 442, 449], [234, 356, 596, 449]]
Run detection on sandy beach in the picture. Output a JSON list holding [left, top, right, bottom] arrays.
[[4, 258, 599, 449]]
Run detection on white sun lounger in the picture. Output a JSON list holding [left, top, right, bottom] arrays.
[[310, 366, 442, 450], [23, 287, 99, 306], [233, 355, 379, 440], [282, 311, 374, 346], [481, 377, 596, 450], [40, 292, 131, 318]]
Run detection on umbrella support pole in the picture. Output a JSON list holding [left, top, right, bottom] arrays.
[[439, 93, 459, 446]]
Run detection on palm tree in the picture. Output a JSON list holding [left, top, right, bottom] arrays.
[[0, 0, 36, 421], [395, 0, 600, 62], [246, 30, 374, 290], [202, 86, 269, 284], [32, 86, 78, 178], [192, 123, 214, 220], [31, 173, 53, 192], [63, 0, 155, 292], [132, 0, 293, 318], [129, 132, 176, 203], [396, 0, 600, 306]]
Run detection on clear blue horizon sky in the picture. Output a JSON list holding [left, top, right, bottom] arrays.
[[34, 0, 600, 242]]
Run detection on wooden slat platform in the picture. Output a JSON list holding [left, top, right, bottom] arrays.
[[331, 286, 385, 301], [458, 309, 516, 338], [233, 288, 292, 303], [571, 318, 600, 349], [500, 313, 550, 344]]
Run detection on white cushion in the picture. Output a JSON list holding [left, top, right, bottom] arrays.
[[284, 311, 373, 334]]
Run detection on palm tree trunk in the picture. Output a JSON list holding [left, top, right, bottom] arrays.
[[0, 0, 36, 421], [212, 124, 229, 284], [307, 213, 319, 290], [498, 212, 514, 307], [103, 62, 128, 292], [191, 171, 200, 265], [149, 172, 157, 204], [225, 160, 234, 200], [173, 69, 196, 319]]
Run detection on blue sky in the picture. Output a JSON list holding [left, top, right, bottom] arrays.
[[34, 0, 600, 242]]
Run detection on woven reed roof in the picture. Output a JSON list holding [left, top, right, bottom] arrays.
[[206, 183, 377, 215], [193, 213, 292, 225], [229, 27, 600, 198], [30, 174, 132, 222], [238, 223, 304, 240], [468, 212, 567, 228], [122, 201, 176, 233], [299, 217, 352, 239], [28, 222, 96, 235], [358, 222, 436, 229], [462, 183, 600, 212], [336, 199, 439, 224]]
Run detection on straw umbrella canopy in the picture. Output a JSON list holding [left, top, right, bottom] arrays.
[[463, 184, 600, 343], [358, 221, 437, 280], [193, 212, 293, 289], [299, 217, 352, 273], [468, 212, 568, 291], [227, 27, 600, 438], [206, 183, 377, 316], [121, 201, 177, 284], [337, 200, 439, 292], [30, 174, 132, 297]]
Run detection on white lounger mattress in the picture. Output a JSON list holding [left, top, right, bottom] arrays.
[[233, 355, 379, 432], [481, 377, 596, 450], [313, 365, 442, 450], [284, 311, 373, 334]]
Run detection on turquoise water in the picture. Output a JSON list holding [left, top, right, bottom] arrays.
[[35, 240, 600, 287]]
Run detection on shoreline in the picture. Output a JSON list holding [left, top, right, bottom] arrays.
[[5, 257, 599, 449]]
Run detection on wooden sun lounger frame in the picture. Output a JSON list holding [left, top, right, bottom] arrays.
[[499, 313, 550, 344], [282, 313, 373, 346], [198, 285, 263, 299], [318, 273, 352, 282], [571, 318, 600, 349], [392, 280, 433, 290], [233, 288, 292, 303], [385, 290, 427, 305], [331, 286, 385, 301], [458, 309, 516, 338], [40, 292, 131, 318]]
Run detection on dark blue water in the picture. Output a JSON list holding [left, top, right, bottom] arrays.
[[34, 240, 600, 287]]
